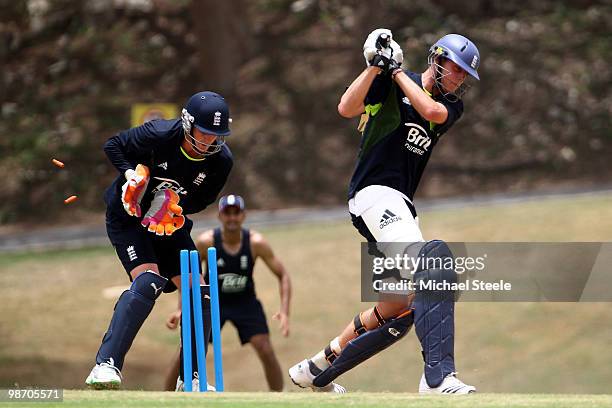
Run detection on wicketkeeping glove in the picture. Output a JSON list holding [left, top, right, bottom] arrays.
[[121, 164, 150, 217], [141, 189, 185, 236], [363, 28, 403, 72]]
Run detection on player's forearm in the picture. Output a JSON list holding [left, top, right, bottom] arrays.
[[338, 67, 382, 118], [104, 123, 169, 174], [393, 71, 447, 123], [279, 272, 292, 316], [104, 135, 135, 174]]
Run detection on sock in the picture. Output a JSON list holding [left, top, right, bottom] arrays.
[[310, 350, 329, 372], [330, 337, 341, 355], [310, 337, 341, 372]]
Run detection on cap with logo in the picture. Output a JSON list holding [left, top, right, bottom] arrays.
[[218, 194, 245, 212]]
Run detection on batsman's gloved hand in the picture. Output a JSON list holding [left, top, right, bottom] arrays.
[[121, 164, 150, 217], [363, 28, 403, 73], [141, 189, 185, 236]]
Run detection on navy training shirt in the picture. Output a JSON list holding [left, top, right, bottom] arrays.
[[348, 71, 463, 201], [103, 118, 233, 218], [208, 227, 256, 302]]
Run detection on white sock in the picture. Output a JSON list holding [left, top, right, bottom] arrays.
[[310, 337, 342, 371], [330, 337, 341, 355], [310, 350, 329, 371]]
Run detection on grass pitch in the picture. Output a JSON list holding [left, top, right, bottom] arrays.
[[1, 192, 612, 397], [11, 390, 612, 408]]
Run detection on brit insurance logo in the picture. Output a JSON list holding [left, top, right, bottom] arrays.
[[150, 177, 188, 195], [404, 123, 431, 156], [379, 209, 401, 229]]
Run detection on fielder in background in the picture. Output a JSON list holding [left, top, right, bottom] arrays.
[[85, 91, 233, 390], [289, 29, 481, 394], [165, 194, 292, 391]]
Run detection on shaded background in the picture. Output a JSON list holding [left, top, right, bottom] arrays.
[[1, 0, 610, 224]]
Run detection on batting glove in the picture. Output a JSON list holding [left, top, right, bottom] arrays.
[[363, 28, 403, 72], [141, 189, 185, 236], [121, 164, 150, 217]]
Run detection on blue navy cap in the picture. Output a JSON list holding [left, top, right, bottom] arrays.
[[218, 194, 245, 212]]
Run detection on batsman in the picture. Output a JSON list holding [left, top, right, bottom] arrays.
[[85, 91, 233, 389], [289, 29, 481, 394]]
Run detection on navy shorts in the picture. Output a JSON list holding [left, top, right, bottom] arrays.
[[105, 207, 196, 293], [218, 297, 269, 345]]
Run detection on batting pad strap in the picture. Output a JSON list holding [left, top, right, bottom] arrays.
[[353, 313, 367, 336], [324, 345, 338, 365], [312, 312, 414, 388], [373, 306, 387, 327]]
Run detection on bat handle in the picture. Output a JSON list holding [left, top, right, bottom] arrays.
[[376, 33, 391, 50]]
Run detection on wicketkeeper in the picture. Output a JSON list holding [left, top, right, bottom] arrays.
[[289, 29, 481, 394], [85, 91, 233, 389]]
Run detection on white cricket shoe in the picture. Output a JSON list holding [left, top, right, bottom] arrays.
[[85, 358, 122, 390], [175, 376, 216, 392], [288, 359, 347, 393], [419, 372, 476, 394]]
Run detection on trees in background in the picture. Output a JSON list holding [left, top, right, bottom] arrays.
[[1, 0, 609, 222]]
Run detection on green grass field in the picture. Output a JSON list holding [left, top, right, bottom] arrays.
[[3, 391, 610, 408], [1, 193, 612, 405]]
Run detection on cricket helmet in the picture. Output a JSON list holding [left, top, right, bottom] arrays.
[[429, 34, 480, 80], [181, 91, 231, 156]]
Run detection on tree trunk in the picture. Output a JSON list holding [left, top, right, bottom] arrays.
[[189, 0, 252, 97]]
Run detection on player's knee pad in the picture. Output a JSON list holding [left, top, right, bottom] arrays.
[[130, 270, 168, 301], [312, 310, 414, 387], [96, 271, 167, 370], [412, 240, 456, 388]]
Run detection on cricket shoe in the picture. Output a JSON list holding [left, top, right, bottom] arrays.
[[85, 358, 122, 390], [175, 376, 216, 392], [288, 359, 347, 393], [418, 372, 476, 394]]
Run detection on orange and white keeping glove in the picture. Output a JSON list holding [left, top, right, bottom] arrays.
[[121, 164, 150, 217], [141, 189, 185, 236]]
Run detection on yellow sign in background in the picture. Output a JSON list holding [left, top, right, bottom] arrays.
[[131, 103, 178, 127]]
